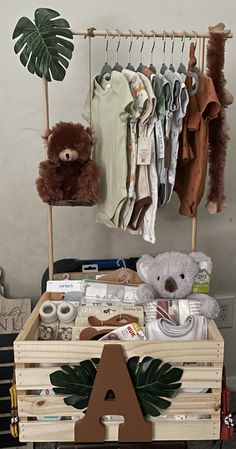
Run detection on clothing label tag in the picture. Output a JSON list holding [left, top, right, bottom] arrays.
[[46, 280, 86, 292], [192, 269, 211, 293], [156, 120, 165, 158], [137, 136, 152, 165], [164, 137, 171, 168]]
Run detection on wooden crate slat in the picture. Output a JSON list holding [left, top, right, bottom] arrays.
[[14, 340, 224, 364], [18, 418, 220, 442], [17, 394, 220, 417], [15, 365, 223, 390]]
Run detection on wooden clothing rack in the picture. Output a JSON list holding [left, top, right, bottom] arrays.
[[42, 28, 233, 280]]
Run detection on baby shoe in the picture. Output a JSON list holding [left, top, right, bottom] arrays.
[[39, 300, 59, 340], [57, 302, 77, 341]]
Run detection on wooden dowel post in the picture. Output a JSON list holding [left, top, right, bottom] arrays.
[[191, 37, 205, 252], [42, 78, 54, 280]]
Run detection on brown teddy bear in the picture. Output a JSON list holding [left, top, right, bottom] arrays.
[[36, 121, 100, 205]]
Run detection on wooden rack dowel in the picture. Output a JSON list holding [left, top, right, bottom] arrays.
[[71, 29, 233, 39], [42, 78, 54, 280]]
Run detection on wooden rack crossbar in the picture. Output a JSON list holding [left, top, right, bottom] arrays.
[[44, 28, 232, 279], [71, 29, 233, 39]]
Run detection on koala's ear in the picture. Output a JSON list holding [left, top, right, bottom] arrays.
[[188, 252, 213, 274], [136, 255, 154, 283]]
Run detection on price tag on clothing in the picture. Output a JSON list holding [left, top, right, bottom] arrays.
[[155, 120, 165, 158], [137, 136, 152, 165], [164, 137, 171, 169]]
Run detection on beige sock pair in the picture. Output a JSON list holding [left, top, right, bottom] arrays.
[[38, 300, 77, 341]]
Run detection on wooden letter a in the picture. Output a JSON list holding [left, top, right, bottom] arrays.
[[74, 344, 152, 442]]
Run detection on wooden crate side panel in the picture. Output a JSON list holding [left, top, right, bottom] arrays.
[[18, 418, 220, 442], [15, 365, 223, 390], [14, 339, 224, 364], [17, 393, 221, 418], [208, 320, 224, 342]]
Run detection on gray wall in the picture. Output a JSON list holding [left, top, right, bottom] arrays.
[[0, 1, 235, 375]]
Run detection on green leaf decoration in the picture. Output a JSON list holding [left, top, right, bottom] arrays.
[[50, 360, 98, 409], [50, 356, 183, 417], [12, 8, 74, 81], [133, 358, 183, 416]]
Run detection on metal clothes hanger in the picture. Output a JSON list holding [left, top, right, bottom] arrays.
[[113, 29, 123, 72], [160, 31, 168, 74], [192, 31, 200, 74], [149, 30, 157, 73], [169, 32, 175, 72], [97, 29, 112, 84], [136, 30, 145, 72], [177, 32, 199, 96], [168, 31, 181, 98], [125, 30, 135, 71]]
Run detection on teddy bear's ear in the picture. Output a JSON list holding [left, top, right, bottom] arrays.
[[85, 126, 96, 145], [188, 252, 213, 274], [136, 255, 154, 283], [42, 128, 53, 142]]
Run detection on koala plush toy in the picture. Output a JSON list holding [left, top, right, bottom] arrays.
[[136, 251, 220, 319]]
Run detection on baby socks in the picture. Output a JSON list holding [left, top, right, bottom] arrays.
[[39, 300, 59, 340], [57, 302, 77, 340]]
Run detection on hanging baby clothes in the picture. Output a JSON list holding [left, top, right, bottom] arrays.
[[140, 67, 166, 243], [163, 69, 189, 203], [128, 72, 156, 232], [155, 73, 172, 207], [83, 71, 134, 228], [119, 69, 148, 231], [174, 43, 221, 217]]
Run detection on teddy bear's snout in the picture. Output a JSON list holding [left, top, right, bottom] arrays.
[[59, 148, 79, 162], [165, 277, 177, 293]]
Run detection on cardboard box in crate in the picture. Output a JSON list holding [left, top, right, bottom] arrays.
[[14, 293, 224, 443]]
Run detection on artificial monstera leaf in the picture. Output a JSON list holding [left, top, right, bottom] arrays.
[[12, 8, 74, 82], [50, 360, 98, 410], [127, 356, 183, 417]]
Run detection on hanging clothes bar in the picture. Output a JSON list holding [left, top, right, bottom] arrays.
[[71, 28, 233, 39]]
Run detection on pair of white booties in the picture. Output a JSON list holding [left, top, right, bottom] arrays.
[[38, 300, 77, 341]]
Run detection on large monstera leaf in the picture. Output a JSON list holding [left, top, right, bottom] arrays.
[[12, 8, 74, 81], [50, 356, 183, 416], [50, 359, 99, 410], [127, 356, 183, 417]]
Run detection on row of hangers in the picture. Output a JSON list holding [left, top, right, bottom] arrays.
[[97, 30, 199, 96]]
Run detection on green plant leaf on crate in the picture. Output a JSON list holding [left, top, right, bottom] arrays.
[[12, 8, 74, 82], [50, 360, 98, 411], [127, 356, 183, 416], [50, 356, 183, 416]]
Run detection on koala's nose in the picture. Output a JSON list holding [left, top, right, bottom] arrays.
[[165, 277, 177, 293], [65, 153, 70, 160]]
